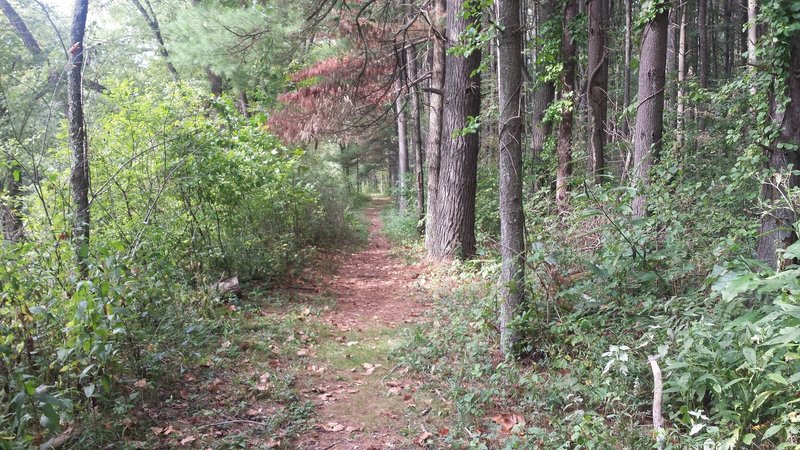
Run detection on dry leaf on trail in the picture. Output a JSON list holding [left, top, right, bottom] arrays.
[[179, 435, 196, 445], [344, 425, 359, 433], [345, 341, 359, 347], [492, 413, 526, 433], [301, 307, 311, 316], [266, 438, 281, 448], [221, 340, 231, 349], [388, 386, 402, 395], [184, 373, 197, 382], [362, 363, 382, 375], [318, 422, 346, 432], [208, 378, 223, 393], [307, 365, 326, 374], [438, 427, 450, 436], [246, 408, 263, 417], [414, 431, 433, 445], [150, 427, 163, 435], [134, 379, 147, 389]]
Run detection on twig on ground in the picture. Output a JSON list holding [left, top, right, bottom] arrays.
[[648, 354, 665, 449], [380, 364, 402, 385], [38, 426, 82, 450], [195, 419, 267, 430]]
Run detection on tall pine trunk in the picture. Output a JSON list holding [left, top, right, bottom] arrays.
[[394, 75, 409, 214], [556, 0, 578, 205], [425, 0, 446, 248], [428, 0, 481, 259], [622, 0, 632, 138], [756, 32, 800, 268], [587, 0, 608, 182], [529, 0, 555, 193], [631, 7, 668, 218], [68, 0, 91, 273], [406, 44, 425, 228], [497, 0, 526, 355]]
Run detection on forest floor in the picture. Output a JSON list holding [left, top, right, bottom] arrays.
[[134, 198, 441, 449]]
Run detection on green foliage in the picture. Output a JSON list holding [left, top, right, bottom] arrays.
[[0, 79, 360, 445]]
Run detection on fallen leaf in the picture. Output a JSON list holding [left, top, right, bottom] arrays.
[[414, 431, 433, 445], [438, 427, 449, 436], [492, 413, 526, 434], [246, 408, 263, 417], [319, 422, 346, 432], [266, 438, 280, 448], [134, 379, 147, 389], [180, 435, 196, 445], [297, 349, 309, 356], [150, 427, 163, 435], [345, 341, 359, 347], [388, 386, 402, 395], [344, 425, 358, 433]]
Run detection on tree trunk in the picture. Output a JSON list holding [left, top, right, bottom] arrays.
[[631, 7, 668, 218], [756, 33, 800, 268], [622, 0, 632, 138], [67, 0, 91, 274], [130, 0, 179, 81], [697, 0, 708, 84], [428, 0, 481, 260], [556, 0, 578, 205], [394, 75, 409, 214], [425, 0, 446, 249], [530, 0, 555, 193], [1, 0, 43, 56], [723, 0, 733, 78], [587, 0, 608, 182], [497, 0, 526, 355], [207, 68, 224, 96], [238, 90, 250, 117], [698, 0, 709, 129], [747, 0, 757, 94], [676, 2, 687, 146], [406, 44, 426, 229]]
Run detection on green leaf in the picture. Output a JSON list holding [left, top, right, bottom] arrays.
[[749, 390, 774, 412], [743, 347, 758, 367], [763, 424, 783, 440], [766, 373, 788, 385]]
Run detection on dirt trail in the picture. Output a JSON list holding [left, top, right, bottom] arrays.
[[134, 199, 433, 450], [296, 199, 433, 449]]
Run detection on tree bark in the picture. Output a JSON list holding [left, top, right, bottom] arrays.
[[631, 7, 668, 218], [676, 2, 687, 146], [406, 44, 425, 228], [130, 0, 179, 81], [428, 0, 481, 260], [622, 0, 632, 138], [556, 0, 578, 205], [756, 33, 800, 268], [529, 0, 555, 193], [67, 0, 90, 274], [747, 0, 757, 94], [1, 0, 43, 56], [394, 75, 409, 214], [587, 0, 608, 182], [497, 0, 526, 355], [698, 0, 709, 88], [425, 0, 446, 249]]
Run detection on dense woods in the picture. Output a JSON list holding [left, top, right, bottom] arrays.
[[1, 0, 799, 447]]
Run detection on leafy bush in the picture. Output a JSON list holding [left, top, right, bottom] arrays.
[[0, 83, 360, 445]]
